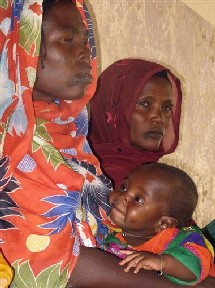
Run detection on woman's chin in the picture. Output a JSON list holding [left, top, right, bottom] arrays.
[[65, 85, 89, 100], [132, 142, 161, 152]]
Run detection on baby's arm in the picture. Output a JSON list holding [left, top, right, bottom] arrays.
[[119, 250, 196, 281]]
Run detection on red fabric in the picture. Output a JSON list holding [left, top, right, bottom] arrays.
[[89, 59, 182, 187]]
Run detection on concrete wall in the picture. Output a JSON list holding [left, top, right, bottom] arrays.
[[182, 0, 215, 27]]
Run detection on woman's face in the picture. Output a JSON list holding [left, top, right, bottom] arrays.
[[130, 75, 173, 151], [33, 0, 92, 102]]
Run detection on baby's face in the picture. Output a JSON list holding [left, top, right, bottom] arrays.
[[109, 165, 173, 237]]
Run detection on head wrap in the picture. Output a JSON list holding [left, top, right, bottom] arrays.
[[89, 59, 182, 187], [0, 0, 97, 171], [0, 1, 110, 286]]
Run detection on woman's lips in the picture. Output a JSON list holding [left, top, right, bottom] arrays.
[[145, 130, 163, 139], [73, 72, 93, 85]]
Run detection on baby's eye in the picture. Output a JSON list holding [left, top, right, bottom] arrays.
[[119, 183, 127, 192], [134, 196, 144, 204]]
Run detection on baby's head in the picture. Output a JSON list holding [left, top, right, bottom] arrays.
[[109, 163, 198, 237]]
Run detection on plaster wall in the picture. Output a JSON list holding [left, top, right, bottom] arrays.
[[182, 0, 215, 27], [87, 0, 215, 227]]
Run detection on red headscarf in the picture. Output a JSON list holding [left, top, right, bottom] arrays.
[[89, 59, 182, 187]]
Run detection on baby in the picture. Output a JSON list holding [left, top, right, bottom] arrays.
[[99, 163, 215, 286]]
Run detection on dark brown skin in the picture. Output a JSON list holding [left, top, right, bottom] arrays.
[[33, 0, 92, 103], [130, 75, 173, 151], [68, 246, 215, 288]]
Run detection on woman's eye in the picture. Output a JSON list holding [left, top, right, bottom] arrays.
[[138, 100, 149, 107], [162, 103, 173, 111], [63, 37, 74, 43], [83, 37, 89, 46], [134, 196, 144, 204], [83, 31, 89, 46]]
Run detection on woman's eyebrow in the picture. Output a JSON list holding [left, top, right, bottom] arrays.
[[60, 26, 88, 39], [58, 26, 78, 33]]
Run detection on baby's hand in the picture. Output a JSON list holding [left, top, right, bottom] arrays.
[[119, 250, 163, 273]]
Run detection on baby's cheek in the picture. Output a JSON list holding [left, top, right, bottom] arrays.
[[108, 190, 117, 203]]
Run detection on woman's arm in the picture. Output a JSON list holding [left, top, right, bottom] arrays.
[[68, 247, 215, 288]]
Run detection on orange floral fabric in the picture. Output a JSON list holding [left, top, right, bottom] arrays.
[[0, 1, 111, 287]]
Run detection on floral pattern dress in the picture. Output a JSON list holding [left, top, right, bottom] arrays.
[[0, 1, 111, 287]]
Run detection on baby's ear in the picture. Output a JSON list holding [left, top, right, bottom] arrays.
[[155, 216, 178, 233]]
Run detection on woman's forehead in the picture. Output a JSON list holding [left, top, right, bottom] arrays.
[[43, 1, 85, 34]]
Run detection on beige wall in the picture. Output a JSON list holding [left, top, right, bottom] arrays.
[[182, 0, 215, 27], [87, 0, 215, 227]]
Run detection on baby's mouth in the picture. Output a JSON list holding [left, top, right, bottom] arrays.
[[111, 203, 124, 215]]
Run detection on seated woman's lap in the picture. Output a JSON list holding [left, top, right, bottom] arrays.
[[69, 246, 215, 288]]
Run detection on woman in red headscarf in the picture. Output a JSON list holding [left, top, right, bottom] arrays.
[[89, 59, 182, 187]]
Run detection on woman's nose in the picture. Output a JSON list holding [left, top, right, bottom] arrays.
[[150, 107, 163, 123], [76, 45, 91, 63]]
